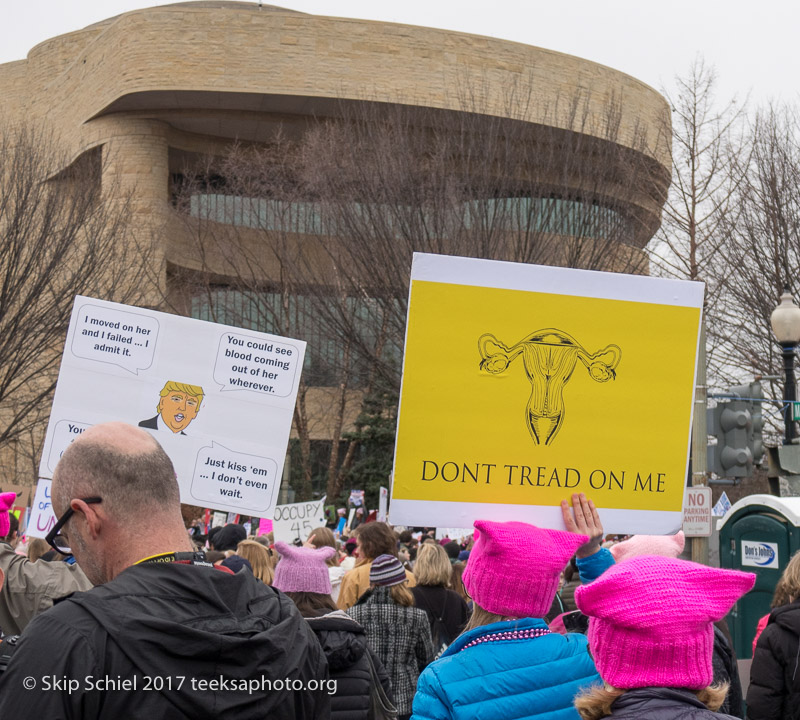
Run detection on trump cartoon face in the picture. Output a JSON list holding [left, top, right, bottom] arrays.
[[159, 390, 200, 433], [140, 381, 204, 434]]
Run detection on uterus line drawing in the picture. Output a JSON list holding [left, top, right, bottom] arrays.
[[478, 328, 621, 446]]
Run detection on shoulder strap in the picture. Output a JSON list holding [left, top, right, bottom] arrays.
[[364, 650, 398, 719], [437, 589, 449, 622]]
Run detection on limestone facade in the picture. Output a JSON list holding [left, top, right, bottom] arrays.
[[0, 1, 672, 461]]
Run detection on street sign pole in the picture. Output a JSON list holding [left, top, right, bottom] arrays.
[[692, 323, 709, 565]]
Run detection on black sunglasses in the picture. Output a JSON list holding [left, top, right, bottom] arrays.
[[45, 497, 102, 556]]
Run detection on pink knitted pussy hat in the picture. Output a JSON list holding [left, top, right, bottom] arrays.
[[610, 531, 685, 563], [463, 520, 588, 618], [575, 556, 755, 689], [0, 492, 17, 537], [273, 541, 336, 595]]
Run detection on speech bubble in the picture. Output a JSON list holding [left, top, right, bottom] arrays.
[[190, 442, 279, 513], [47, 419, 92, 474], [213, 332, 299, 397], [71, 303, 159, 375]]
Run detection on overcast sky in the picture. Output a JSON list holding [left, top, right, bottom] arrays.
[[0, 1, 796, 107]]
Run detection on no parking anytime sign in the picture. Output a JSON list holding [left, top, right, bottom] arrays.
[[682, 487, 712, 537]]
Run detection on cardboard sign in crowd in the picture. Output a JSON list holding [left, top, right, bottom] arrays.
[[389, 253, 704, 535], [32, 253, 703, 537], [39, 296, 305, 520]]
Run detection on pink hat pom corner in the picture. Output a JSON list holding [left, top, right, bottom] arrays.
[[611, 531, 685, 563], [275, 540, 335, 561], [0, 492, 16, 512], [274, 540, 294, 557], [315, 544, 337, 561]]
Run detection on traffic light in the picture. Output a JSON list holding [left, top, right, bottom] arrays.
[[707, 381, 764, 478]]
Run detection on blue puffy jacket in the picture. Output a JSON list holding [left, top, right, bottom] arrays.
[[411, 617, 600, 720]]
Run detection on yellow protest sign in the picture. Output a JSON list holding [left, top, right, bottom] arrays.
[[389, 254, 704, 534]]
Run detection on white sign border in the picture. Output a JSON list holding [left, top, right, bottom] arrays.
[[390, 253, 704, 535]]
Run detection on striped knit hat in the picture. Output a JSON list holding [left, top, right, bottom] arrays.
[[370, 554, 406, 587]]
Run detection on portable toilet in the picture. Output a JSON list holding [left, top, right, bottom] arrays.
[[717, 494, 800, 659]]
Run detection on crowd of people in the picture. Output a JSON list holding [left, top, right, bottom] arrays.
[[0, 421, 795, 718]]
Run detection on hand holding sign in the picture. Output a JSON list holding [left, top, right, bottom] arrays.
[[561, 493, 604, 559]]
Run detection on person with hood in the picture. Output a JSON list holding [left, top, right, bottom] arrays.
[[349, 554, 434, 720], [747, 549, 800, 720], [0, 492, 92, 635], [0, 422, 329, 719], [273, 540, 394, 720], [574, 556, 755, 720], [411, 503, 601, 720]]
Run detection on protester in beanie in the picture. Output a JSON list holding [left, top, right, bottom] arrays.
[[411, 543, 468, 654], [337, 522, 416, 610], [306, 527, 347, 604], [348, 554, 434, 720], [411, 512, 600, 720], [273, 541, 394, 720], [574, 556, 755, 720], [589, 531, 743, 718], [211, 523, 247, 552], [236, 540, 274, 585], [747, 549, 800, 720]]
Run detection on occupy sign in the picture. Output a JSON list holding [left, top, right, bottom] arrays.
[[390, 253, 704, 534], [272, 497, 327, 543]]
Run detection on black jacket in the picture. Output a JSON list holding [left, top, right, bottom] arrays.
[[607, 687, 739, 719], [0, 561, 330, 719], [711, 624, 743, 718], [747, 600, 800, 720], [411, 585, 469, 644], [305, 609, 393, 720]]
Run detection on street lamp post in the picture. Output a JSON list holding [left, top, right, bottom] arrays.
[[770, 286, 800, 445]]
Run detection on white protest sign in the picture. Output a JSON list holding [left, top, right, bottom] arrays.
[[40, 296, 305, 518], [272, 497, 326, 543], [26, 479, 57, 539], [435, 527, 474, 541], [378, 486, 389, 523], [212, 512, 227, 529]]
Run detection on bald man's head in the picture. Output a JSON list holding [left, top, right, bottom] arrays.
[[53, 422, 180, 520]]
